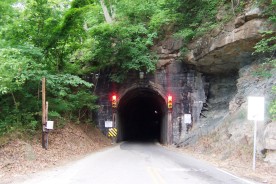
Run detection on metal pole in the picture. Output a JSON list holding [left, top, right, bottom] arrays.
[[112, 112, 116, 143], [167, 112, 172, 145], [253, 120, 257, 171]]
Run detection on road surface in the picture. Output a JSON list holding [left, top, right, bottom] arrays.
[[12, 142, 256, 184]]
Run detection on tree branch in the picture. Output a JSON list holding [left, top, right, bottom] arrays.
[[99, 0, 113, 23], [11, 92, 18, 110], [231, 0, 240, 16]]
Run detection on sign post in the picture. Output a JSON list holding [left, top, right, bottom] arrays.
[[247, 96, 264, 171], [253, 119, 257, 170]]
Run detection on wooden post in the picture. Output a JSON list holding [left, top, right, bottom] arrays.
[[42, 77, 46, 148], [46, 101, 48, 122]]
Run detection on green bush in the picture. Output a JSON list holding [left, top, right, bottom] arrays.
[[253, 1, 276, 120], [270, 86, 276, 120]]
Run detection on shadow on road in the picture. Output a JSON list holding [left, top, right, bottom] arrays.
[[119, 140, 159, 150]]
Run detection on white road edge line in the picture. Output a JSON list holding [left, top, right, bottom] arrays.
[[159, 145, 259, 184], [216, 168, 257, 184]]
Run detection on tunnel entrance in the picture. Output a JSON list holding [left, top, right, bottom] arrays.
[[117, 87, 167, 143]]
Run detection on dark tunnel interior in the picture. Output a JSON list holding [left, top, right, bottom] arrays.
[[118, 89, 166, 142]]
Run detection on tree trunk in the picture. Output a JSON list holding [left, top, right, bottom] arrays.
[[11, 92, 18, 110], [99, 0, 113, 23]]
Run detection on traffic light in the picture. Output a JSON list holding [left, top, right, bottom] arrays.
[[168, 95, 173, 109], [112, 95, 117, 108]]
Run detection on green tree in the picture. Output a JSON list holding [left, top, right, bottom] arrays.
[[0, 0, 95, 135]]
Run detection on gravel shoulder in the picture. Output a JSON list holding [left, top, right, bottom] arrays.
[[167, 141, 276, 184]]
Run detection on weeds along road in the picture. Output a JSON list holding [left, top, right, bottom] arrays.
[[11, 142, 257, 184]]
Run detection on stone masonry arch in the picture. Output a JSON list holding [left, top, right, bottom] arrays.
[[95, 37, 209, 145], [116, 83, 168, 144]]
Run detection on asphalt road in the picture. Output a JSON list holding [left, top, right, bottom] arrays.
[[12, 142, 257, 184]]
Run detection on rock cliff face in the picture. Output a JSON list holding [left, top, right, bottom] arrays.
[[186, 7, 272, 74], [227, 64, 276, 165], [95, 4, 275, 163], [154, 6, 276, 164]]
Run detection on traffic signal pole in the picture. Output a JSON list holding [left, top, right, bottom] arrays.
[[167, 111, 172, 145], [167, 95, 173, 145], [111, 95, 118, 143]]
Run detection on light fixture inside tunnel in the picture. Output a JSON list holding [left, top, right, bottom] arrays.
[[168, 95, 173, 110]]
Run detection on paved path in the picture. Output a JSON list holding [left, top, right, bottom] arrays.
[[11, 142, 257, 184]]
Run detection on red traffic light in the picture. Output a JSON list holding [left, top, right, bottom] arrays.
[[112, 95, 117, 108], [168, 95, 173, 109]]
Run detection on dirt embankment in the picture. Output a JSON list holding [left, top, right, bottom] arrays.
[[0, 123, 111, 183], [177, 134, 276, 184]]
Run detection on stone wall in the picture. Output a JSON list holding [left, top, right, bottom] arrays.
[[95, 37, 208, 144]]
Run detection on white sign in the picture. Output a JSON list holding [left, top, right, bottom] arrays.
[[247, 96, 264, 121], [105, 121, 113, 128], [46, 121, 54, 130], [184, 114, 192, 124]]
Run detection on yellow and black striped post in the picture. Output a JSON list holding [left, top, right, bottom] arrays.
[[108, 128, 117, 138]]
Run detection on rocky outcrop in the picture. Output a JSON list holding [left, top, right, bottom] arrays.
[[222, 63, 276, 164], [177, 6, 276, 165], [263, 122, 276, 165], [264, 122, 276, 150], [185, 7, 274, 74], [149, 6, 276, 147], [153, 38, 182, 69], [152, 7, 273, 78]]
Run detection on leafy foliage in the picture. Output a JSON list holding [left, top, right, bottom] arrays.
[[0, 0, 275, 135], [0, 0, 94, 136], [254, 31, 276, 54], [253, 1, 276, 120], [161, 0, 221, 41], [270, 86, 276, 120]]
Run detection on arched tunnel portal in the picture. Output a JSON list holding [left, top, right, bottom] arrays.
[[117, 87, 168, 144]]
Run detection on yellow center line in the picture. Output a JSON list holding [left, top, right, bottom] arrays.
[[146, 166, 166, 184]]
